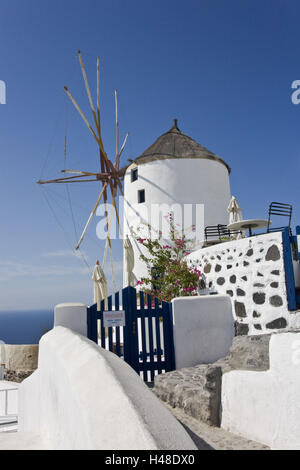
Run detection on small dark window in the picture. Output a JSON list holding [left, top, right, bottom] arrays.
[[138, 189, 145, 203], [131, 168, 138, 182]]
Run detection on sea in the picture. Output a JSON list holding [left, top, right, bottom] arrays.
[[0, 310, 54, 345]]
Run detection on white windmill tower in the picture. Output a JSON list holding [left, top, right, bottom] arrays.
[[121, 119, 232, 285]]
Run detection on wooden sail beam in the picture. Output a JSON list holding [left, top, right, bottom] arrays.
[[115, 89, 119, 167], [37, 173, 114, 185], [75, 182, 108, 250], [78, 51, 97, 123], [78, 50, 106, 160], [61, 169, 100, 176], [64, 85, 115, 178], [44, 178, 105, 184], [117, 133, 129, 169], [38, 174, 98, 184], [97, 56, 101, 135], [63, 86, 101, 148]]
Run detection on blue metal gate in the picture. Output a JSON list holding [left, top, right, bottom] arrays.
[[282, 225, 300, 310], [87, 286, 175, 382]]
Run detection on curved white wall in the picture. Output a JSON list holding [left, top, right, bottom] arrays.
[[123, 157, 231, 283], [18, 327, 196, 450]]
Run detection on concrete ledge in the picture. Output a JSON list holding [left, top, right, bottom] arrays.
[[19, 327, 196, 450]]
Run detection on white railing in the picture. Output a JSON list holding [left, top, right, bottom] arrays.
[[0, 387, 18, 424]]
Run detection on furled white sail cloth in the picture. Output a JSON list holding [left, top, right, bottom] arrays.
[[123, 235, 137, 287], [228, 196, 243, 224], [92, 261, 108, 310], [227, 196, 244, 239]]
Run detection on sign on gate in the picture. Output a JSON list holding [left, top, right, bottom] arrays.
[[103, 310, 126, 328]]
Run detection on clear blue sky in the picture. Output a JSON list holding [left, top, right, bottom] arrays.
[[0, 0, 299, 310]]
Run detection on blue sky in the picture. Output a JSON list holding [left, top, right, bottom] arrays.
[[0, 0, 299, 310]]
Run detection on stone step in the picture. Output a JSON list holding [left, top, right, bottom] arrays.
[[153, 362, 225, 426], [153, 334, 271, 427]]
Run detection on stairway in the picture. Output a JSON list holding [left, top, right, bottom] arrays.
[[153, 334, 271, 428]]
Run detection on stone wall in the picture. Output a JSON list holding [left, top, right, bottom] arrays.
[[186, 232, 297, 336], [0, 344, 38, 383]]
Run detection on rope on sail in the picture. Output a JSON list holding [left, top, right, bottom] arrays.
[[39, 186, 92, 278]]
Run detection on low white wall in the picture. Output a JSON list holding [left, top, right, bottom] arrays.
[[172, 295, 234, 369], [221, 331, 300, 449], [18, 327, 196, 450], [54, 303, 87, 337]]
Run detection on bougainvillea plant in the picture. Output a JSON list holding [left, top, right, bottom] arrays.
[[132, 213, 205, 303]]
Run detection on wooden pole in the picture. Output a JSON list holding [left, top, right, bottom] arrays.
[[75, 182, 107, 250], [115, 89, 119, 164]]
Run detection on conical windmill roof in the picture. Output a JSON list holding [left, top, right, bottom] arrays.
[[121, 119, 231, 174]]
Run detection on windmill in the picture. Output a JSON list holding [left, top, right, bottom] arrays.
[[38, 51, 128, 289]]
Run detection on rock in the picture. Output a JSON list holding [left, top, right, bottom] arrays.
[[234, 301, 247, 318], [269, 295, 283, 307], [253, 292, 266, 305], [270, 282, 279, 288], [236, 288, 245, 296], [266, 317, 287, 329], [4, 369, 34, 383], [265, 245, 281, 262], [235, 322, 249, 336], [204, 263, 211, 274]]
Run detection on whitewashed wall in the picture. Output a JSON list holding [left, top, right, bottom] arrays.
[[18, 327, 196, 450], [54, 303, 87, 336], [221, 331, 300, 450], [186, 232, 299, 335], [172, 295, 235, 369], [123, 157, 231, 284]]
